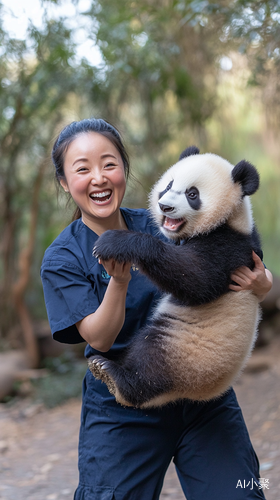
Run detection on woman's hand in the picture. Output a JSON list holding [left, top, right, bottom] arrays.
[[99, 258, 132, 284], [229, 251, 273, 301]]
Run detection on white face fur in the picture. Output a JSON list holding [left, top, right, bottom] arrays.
[[149, 152, 254, 240]]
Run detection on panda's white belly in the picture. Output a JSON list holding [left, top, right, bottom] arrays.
[[148, 291, 260, 406]]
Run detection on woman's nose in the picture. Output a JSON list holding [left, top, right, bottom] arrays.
[[90, 169, 106, 185]]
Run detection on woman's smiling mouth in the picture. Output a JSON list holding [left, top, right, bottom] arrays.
[[90, 190, 112, 203]]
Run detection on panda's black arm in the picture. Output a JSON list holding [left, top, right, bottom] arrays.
[[93, 230, 176, 272], [93, 230, 201, 298], [93, 228, 249, 304]]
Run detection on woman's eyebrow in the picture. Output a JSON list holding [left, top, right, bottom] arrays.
[[72, 157, 89, 166], [72, 153, 118, 167], [101, 153, 118, 160]]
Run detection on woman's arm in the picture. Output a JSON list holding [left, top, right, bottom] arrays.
[[229, 251, 273, 302], [76, 259, 132, 352]]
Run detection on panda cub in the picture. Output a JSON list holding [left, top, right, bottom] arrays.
[[89, 146, 262, 408]]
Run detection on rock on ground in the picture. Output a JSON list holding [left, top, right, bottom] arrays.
[[0, 336, 280, 500]]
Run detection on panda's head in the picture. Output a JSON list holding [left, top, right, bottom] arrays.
[[149, 146, 259, 240]]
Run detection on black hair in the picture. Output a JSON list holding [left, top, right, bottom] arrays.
[[52, 118, 130, 220]]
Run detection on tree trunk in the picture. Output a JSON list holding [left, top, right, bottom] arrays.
[[0, 210, 17, 337], [12, 158, 47, 368]]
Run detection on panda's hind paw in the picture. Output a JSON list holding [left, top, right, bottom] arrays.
[[88, 356, 117, 396], [88, 355, 106, 377]]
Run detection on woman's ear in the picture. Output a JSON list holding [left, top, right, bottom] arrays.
[[60, 178, 69, 193]]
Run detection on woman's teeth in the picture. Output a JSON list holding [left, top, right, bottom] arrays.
[[90, 190, 112, 202]]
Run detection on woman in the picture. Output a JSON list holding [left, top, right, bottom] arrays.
[[41, 118, 272, 500]]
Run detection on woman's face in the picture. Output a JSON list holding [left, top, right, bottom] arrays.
[[61, 132, 126, 231]]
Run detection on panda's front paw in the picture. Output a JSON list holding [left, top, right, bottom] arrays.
[[93, 230, 132, 262]]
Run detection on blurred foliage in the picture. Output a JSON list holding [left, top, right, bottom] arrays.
[[31, 352, 87, 407], [0, 0, 279, 348], [0, 2, 96, 337], [215, 0, 280, 131], [205, 54, 280, 274], [84, 0, 227, 203]]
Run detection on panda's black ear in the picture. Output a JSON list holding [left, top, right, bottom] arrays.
[[179, 146, 200, 161], [232, 160, 259, 196]]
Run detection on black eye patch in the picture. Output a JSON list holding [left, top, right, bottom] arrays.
[[159, 180, 173, 200], [185, 187, 201, 210]]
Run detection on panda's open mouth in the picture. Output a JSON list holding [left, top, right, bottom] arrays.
[[163, 216, 185, 232]]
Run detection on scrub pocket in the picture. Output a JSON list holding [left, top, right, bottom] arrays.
[[74, 485, 115, 500]]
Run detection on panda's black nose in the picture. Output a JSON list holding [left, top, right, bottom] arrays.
[[159, 203, 175, 213]]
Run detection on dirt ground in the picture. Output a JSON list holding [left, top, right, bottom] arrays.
[[0, 335, 279, 500]]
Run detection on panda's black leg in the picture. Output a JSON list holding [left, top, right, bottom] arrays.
[[88, 355, 148, 407], [88, 354, 169, 407], [88, 355, 119, 398]]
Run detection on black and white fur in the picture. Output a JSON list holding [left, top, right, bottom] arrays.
[[89, 146, 262, 408]]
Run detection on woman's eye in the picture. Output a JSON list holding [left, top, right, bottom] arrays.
[[104, 163, 116, 168], [77, 167, 88, 172]]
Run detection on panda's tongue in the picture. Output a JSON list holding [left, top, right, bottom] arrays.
[[163, 217, 183, 231]]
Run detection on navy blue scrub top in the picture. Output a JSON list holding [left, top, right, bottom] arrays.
[[41, 208, 164, 359]]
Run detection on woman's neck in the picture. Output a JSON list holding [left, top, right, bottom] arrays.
[[81, 209, 127, 235]]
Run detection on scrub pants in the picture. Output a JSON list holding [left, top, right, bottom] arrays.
[[74, 370, 265, 500]]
